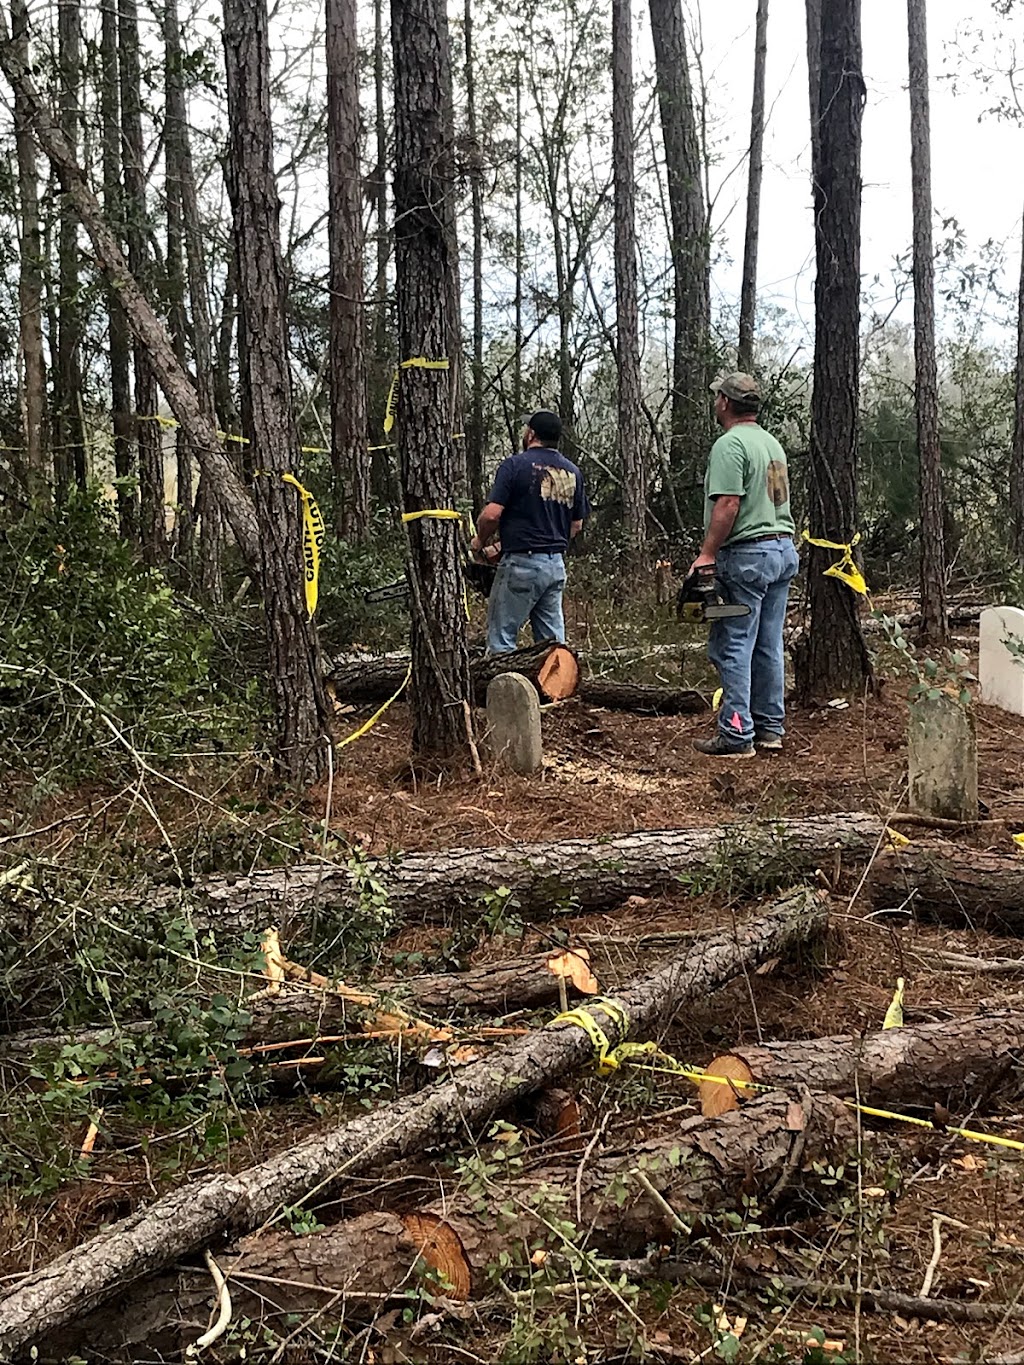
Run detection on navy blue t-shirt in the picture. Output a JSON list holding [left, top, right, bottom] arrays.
[[488, 447, 589, 554]]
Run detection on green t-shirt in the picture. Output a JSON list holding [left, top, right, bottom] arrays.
[[703, 422, 795, 545]]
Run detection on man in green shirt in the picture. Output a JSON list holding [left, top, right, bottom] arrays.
[[689, 373, 799, 758]]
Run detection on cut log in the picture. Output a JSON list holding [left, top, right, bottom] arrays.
[[701, 1011, 1024, 1112], [330, 640, 580, 704], [43, 1088, 856, 1356], [169, 812, 882, 938], [0, 890, 828, 1357], [577, 678, 707, 714], [867, 845, 1024, 934]]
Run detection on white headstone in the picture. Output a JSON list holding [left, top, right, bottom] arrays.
[[486, 672, 543, 775], [907, 693, 978, 823], [979, 606, 1024, 716]]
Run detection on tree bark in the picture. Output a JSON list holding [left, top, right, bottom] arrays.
[[868, 845, 1024, 934], [464, 0, 486, 512], [708, 1011, 1024, 1110], [163, 816, 879, 938], [223, 0, 331, 785], [737, 0, 769, 374], [907, 0, 947, 645], [11, 0, 48, 505], [164, 0, 193, 563], [44, 1089, 855, 1357], [327, 0, 371, 540], [0, 19, 261, 564], [0, 891, 828, 1357], [1012, 202, 1024, 564], [120, 0, 166, 563], [391, 0, 473, 760], [54, 0, 86, 500], [578, 678, 706, 714], [100, 0, 137, 542], [612, 0, 647, 574], [648, 0, 709, 512], [794, 0, 871, 701]]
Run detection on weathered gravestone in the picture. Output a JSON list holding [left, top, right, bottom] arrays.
[[908, 692, 978, 823], [486, 672, 542, 775], [979, 606, 1024, 716]]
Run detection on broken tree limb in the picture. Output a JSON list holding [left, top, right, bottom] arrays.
[[702, 1011, 1024, 1111], [169, 812, 882, 938], [48, 1089, 856, 1356], [0, 890, 828, 1357], [867, 845, 1024, 933]]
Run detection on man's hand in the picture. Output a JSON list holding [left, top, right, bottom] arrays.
[[688, 551, 717, 577]]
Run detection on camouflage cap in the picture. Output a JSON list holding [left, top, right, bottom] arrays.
[[710, 372, 761, 406]]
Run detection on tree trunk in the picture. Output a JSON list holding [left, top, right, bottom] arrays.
[[164, 816, 879, 939], [737, 0, 769, 374], [707, 1011, 1024, 1110], [223, 0, 331, 785], [330, 640, 580, 704], [0, 21, 260, 563], [513, 67, 524, 425], [464, 0, 486, 512], [390, 0, 473, 761], [0, 892, 827, 1357], [1011, 203, 1024, 564], [907, 0, 947, 645], [612, 0, 647, 574], [54, 0, 86, 500], [868, 845, 1024, 934], [648, 0, 709, 513], [120, 0, 166, 564], [12, 0, 48, 505], [100, 0, 137, 542], [164, 0, 193, 563], [578, 677, 706, 714], [326, 0, 371, 540], [44, 1089, 854, 1357], [794, 0, 871, 701]]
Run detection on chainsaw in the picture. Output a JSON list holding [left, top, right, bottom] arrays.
[[363, 555, 496, 605], [676, 565, 751, 624]]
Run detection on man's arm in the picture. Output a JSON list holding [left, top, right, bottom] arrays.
[[471, 502, 504, 557], [570, 519, 583, 539], [690, 495, 741, 572]]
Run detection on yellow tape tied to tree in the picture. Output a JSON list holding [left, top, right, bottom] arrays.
[[280, 473, 326, 619], [802, 530, 868, 596], [383, 357, 451, 435]]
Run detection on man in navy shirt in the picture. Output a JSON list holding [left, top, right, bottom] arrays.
[[470, 411, 588, 653]]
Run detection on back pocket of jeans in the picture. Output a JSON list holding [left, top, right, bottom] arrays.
[[508, 562, 534, 594]]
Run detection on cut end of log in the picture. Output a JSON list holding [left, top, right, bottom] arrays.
[[402, 1212, 471, 1299], [700, 1054, 755, 1117], [546, 947, 599, 995], [536, 645, 580, 700]]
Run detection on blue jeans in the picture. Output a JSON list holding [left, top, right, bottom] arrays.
[[487, 552, 567, 653], [707, 537, 800, 747]]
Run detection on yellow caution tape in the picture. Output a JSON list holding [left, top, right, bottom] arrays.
[[383, 357, 451, 435], [882, 977, 905, 1030], [280, 474, 326, 619], [802, 531, 869, 596], [336, 662, 413, 750], [553, 1006, 1024, 1153], [401, 509, 461, 523], [712, 687, 723, 712], [1012, 833, 1024, 854], [885, 827, 911, 850]]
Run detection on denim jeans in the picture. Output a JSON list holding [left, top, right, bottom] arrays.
[[707, 537, 800, 748], [486, 552, 567, 653]]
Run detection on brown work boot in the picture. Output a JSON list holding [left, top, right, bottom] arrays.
[[692, 734, 755, 759]]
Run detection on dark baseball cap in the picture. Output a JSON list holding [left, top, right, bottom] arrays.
[[523, 410, 563, 444], [710, 372, 761, 408]]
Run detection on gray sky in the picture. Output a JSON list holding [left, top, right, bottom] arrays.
[[699, 1, 1022, 347]]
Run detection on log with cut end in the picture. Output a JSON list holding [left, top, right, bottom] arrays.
[[44, 1089, 856, 1356], [867, 845, 1024, 933], [0, 890, 828, 1357], [699, 1011, 1024, 1114], [576, 678, 706, 714], [173, 812, 882, 938], [330, 640, 580, 704]]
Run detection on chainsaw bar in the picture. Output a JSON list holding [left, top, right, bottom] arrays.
[[363, 578, 409, 604], [704, 604, 752, 619]]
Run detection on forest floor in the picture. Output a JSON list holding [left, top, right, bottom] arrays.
[[3, 612, 1024, 1364]]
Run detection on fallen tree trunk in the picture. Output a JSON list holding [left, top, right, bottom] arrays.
[[47, 1088, 856, 1357], [867, 845, 1024, 934], [170, 812, 882, 938], [703, 1011, 1024, 1110], [577, 678, 706, 714], [0, 890, 827, 1357], [330, 641, 581, 704]]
